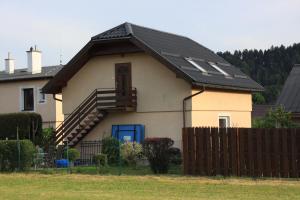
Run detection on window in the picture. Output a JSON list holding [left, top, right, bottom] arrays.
[[185, 57, 207, 73], [219, 116, 230, 128], [22, 88, 34, 111], [208, 62, 229, 76], [38, 89, 46, 103]]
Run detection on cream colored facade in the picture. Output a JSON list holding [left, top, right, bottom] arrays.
[[0, 79, 63, 128], [61, 52, 252, 148], [191, 90, 252, 127]]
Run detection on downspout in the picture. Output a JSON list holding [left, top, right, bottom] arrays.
[[52, 94, 62, 102], [183, 87, 205, 128]]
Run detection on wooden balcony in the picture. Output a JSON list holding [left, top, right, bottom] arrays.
[[96, 88, 137, 111]]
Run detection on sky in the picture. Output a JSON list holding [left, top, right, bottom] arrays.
[[0, 0, 299, 69]]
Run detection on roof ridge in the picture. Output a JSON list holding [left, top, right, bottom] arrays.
[[91, 22, 131, 40], [124, 22, 133, 35], [129, 22, 190, 39]]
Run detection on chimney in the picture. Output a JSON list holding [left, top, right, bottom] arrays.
[[5, 52, 15, 74], [27, 45, 42, 74]]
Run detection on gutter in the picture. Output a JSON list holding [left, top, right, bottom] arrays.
[[52, 94, 62, 102], [183, 87, 205, 128]]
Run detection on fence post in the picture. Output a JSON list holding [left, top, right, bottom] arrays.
[[211, 128, 220, 176], [247, 128, 254, 177], [291, 128, 298, 178], [281, 128, 289, 178], [256, 128, 263, 177], [229, 128, 238, 176]]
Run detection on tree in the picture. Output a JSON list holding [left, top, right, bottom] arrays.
[[217, 43, 300, 104], [252, 106, 298, 128], [252, 92, 266, 104]]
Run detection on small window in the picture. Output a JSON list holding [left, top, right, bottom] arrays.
[[219, 116, 230, 128], [185, 57, 207, 73], [208, 62, 229, 76], [22, 88, 34, 111], [38, 89, 46, 103]]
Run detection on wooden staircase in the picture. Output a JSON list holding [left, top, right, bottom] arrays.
[[54, 88, 137, 147]]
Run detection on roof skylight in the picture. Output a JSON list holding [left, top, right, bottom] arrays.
[[185, 57, 207, 73], [208, 62, 229, 76]]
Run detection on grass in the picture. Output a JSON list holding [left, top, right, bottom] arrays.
[[33, 165, 181, 175], [0, 172, 300, 200]]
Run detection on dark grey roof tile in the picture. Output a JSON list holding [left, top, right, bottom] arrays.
[[0, 65, 63, 82], [276, 64, 300, 113]]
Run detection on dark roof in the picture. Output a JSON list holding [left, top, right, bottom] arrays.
[[0, 65, 63, 83], [276, 64, 300, 113], [43, 22, 263, 93], [252, 104, 275, 118]]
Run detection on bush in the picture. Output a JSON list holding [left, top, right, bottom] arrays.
[[93, 154, 108, 174], [93, 154, 108, 166], [143, 138, 174, 174], [64, 148, 80, 162], [169, 147, 182, 165], [0, 140, 35, 171], [0, 113, 42, 144], [102, 137, 120, 165], [120, 142, 143, 166], [38, 128, 55, 149]]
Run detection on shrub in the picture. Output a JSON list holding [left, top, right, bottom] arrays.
[[38, 128, 55, 149], [94, 154, 108, 166], [143, 138, 174, 174], [0, 140, 35, 171], [120, 142, 143, 166], [169, 147, 182, 165], [102, 137, 120, 165], [64, 148, 80, 162], [0, 113, 42, 144], [93, 154, 108, 174]]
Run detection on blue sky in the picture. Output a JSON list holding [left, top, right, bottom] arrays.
[[0, 0, 299, 69]]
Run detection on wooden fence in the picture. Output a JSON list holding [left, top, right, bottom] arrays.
[[182, 127, 300, 178]]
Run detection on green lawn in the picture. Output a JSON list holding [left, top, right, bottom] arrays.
[[0, 173, 300, 200]]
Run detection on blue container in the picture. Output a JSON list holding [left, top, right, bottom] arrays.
[[55, 159, 69, 168], [112, 124, 145, 143]]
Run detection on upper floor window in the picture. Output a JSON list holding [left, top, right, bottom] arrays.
[[22, 88, 34, 111]]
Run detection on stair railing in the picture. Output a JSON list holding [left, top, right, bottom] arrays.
[[54, 88, 137, 145]]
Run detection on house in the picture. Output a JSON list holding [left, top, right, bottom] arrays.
[[42, 22, 263, 148], [276, 64, 300, 123], [0, 47, 64, 128]]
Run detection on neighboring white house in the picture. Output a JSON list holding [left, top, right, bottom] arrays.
[[0, 47, 64, 128]]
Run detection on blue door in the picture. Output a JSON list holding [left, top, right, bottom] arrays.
[[112, 124, 145, 143]]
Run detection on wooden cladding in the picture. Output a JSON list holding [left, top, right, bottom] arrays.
[[182, 127, 300, 178]]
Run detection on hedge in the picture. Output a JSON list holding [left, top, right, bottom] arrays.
[[143, 138, 174, 174], [0, 140, 35, 171], [102, 137, 120, 165], [0, 113, 42, 144]]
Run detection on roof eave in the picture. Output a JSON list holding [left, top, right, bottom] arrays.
[[192, 82, 264, 92], [0, 76, 53, 83]]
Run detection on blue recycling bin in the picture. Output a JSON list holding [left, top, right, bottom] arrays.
[[112, 124, 145, 143], [55, 159, 69, 168]]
